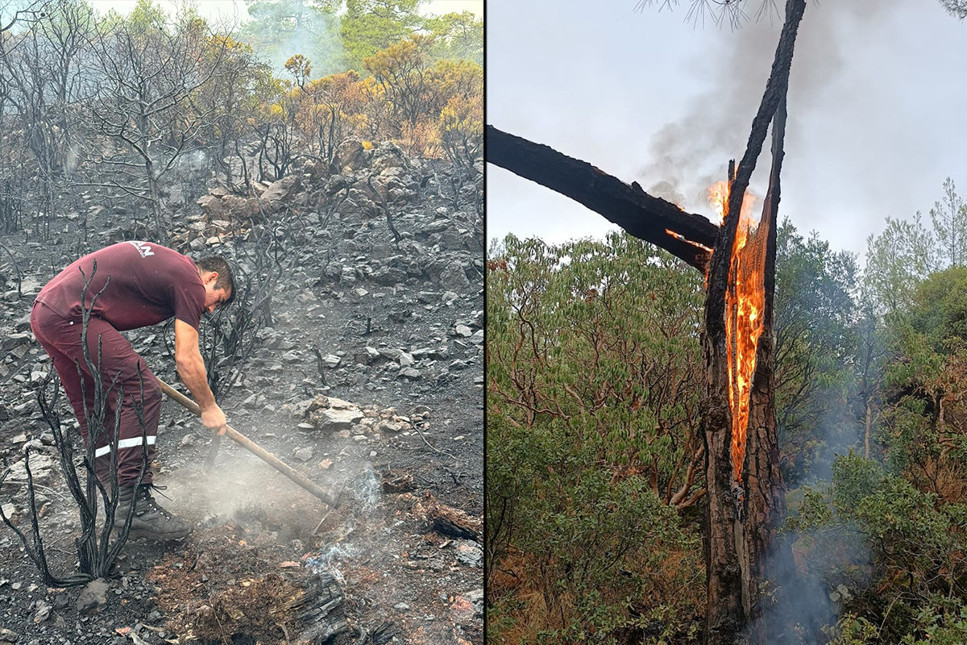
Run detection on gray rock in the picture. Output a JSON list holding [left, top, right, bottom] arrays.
[[454, 541, 483, 568], [355, 347, 381, 365], [438, 264, 470, 291], [370, 267, 407, 286], [31, 600, 52, 624], [465, 588, 484, 616], [260, 175, 302, 212], [310, 407, 364, 430], [440, 229, 466, 251], [5, 454, 55, 486], [76, 578, 110, 615], [1, 332, 32, 351], [335, 139, 366, 173]]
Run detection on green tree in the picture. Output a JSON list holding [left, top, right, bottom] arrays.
[[487, 233, 706, 642], [930, 178, 967, 269], [831, 454, 967, 641], [864, 214, 936, 315], [240, 0, 344, 75], [341, 0, 425, 72], [880, 266, 967, 502], [859, 180, 967, 464], [773, 219, 859, 481], [424, 11, 482, 64]]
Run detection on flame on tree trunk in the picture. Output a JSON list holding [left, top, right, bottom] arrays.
[[701, 14, 803, 645], [702, 165, 780, 643], [709, 182, 766, 486]]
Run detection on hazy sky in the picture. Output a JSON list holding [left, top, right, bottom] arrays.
[[487, 1, 967, 259]]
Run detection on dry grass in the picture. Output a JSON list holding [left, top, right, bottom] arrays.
[[488, 545, 705, 644], [912, 454, 967, 504]]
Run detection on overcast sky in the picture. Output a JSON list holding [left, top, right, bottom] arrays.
[[486, 0, 967, 260]]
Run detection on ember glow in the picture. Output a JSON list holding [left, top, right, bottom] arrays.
[[665, 229, 713, 254], [713, 181, 766, 484]]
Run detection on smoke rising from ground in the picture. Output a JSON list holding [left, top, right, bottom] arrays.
[[162, 437, 352, 523]]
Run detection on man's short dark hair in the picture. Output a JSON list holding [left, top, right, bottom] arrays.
[[195, 255, 236, 306]]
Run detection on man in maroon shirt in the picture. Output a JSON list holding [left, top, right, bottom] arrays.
[[30, 241, 234, 540]]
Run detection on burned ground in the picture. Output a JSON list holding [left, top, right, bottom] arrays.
[[0, 143, 483, 644]]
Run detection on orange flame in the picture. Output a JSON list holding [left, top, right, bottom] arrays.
[[717, 182, 765, 484], [708, 182, 729, 226]]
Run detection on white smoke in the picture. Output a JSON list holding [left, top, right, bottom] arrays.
[[639, 1, 914, 220]]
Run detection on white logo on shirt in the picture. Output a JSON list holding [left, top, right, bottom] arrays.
[[128, 241, 155, 258]]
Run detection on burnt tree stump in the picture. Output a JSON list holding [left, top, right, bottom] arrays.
[[294, 572, 352, 644]]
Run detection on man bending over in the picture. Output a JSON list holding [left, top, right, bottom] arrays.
[[30, 241, 233, 540]]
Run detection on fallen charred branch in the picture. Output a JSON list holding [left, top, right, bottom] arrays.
[[485, 125, 718, 271], [381, 470, 414, 493], [416, 492, 482, 542]]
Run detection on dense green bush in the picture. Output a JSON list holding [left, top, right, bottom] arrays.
[[487, 234, 706, 642]]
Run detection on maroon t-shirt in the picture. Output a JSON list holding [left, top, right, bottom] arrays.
[[36, 241, 206, 331]]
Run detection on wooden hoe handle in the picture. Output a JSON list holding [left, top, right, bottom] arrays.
[[157, 379, 340, 508]]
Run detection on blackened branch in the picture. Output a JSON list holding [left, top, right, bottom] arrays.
[[485, 125, 719, 271]]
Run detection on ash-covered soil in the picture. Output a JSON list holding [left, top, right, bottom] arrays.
[[0, 143, 483, 644]]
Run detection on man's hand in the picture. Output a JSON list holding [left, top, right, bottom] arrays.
[[201, 403, 228, 436]]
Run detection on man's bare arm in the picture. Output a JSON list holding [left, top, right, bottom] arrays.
[[174, 319, 227, 433]]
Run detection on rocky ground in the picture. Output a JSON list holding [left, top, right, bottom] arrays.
[[0, 142, 483, 644]]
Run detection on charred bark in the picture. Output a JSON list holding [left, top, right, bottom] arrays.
[[485, 125, 718, 271], [701, 0, 804, 640], [293, 572, 352, 644]]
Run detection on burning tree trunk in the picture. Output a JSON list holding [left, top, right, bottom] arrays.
[[701, 0, 802, 636], [485, 0, 806, 641]]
